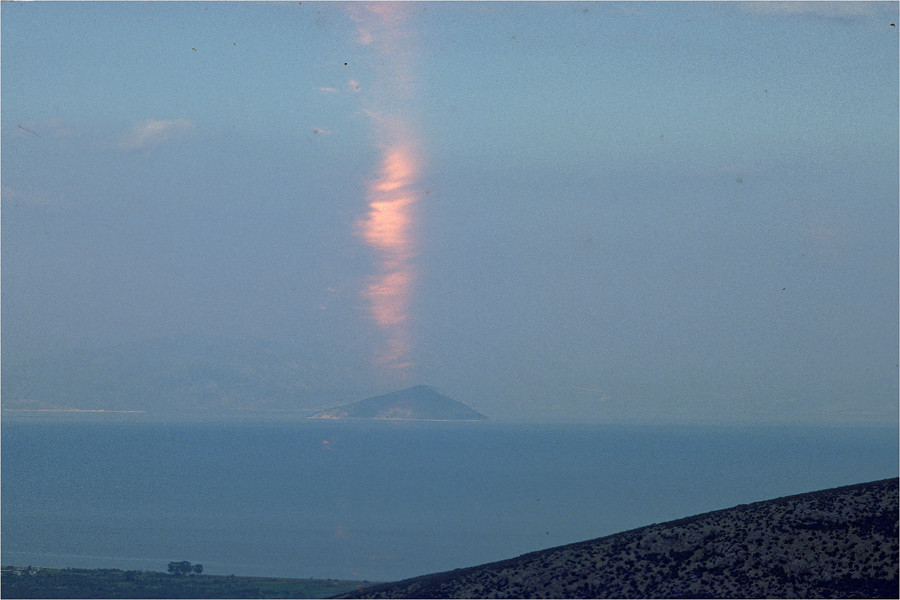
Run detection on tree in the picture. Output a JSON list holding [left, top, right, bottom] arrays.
[[192, 563, 203, 576], [167, 561, 193, 576]]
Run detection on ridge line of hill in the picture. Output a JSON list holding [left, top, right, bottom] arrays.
[[338, 477, 899, 599]]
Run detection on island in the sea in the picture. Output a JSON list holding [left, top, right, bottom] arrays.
[[309, 385, 488, 421]]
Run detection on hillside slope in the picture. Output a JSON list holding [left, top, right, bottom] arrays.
[[339, 478, 898, 599], [310, 385, 487, 421]]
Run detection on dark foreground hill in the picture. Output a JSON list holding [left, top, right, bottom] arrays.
[[309, 385, 488, 421], [338, 478, 899, 599]]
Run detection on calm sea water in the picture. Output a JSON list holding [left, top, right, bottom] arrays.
[[1, 420, 897, 581]]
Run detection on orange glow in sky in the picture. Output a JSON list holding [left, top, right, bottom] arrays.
[[362, 147, 418, 252], [352, 4, 423, 377], [359, 142, 420, 373]]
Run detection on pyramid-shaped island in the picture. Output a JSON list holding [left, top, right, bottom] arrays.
[[309, 385, 488, 421]]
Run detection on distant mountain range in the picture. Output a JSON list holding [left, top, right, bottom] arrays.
[[2, 340, 485, 422], [310, 385, 488, 421], [339, 477, 899, 599], [1, 338, 366, 415]]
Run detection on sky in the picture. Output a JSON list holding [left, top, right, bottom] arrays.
[[2, 1, 898, 424]]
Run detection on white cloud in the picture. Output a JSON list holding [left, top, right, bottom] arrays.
[[1, 185, 53, 207], [118, 118, 196, 150], [318, 86, 338, 93]]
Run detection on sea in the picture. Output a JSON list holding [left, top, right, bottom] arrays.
[[1, 419, 897, 582]]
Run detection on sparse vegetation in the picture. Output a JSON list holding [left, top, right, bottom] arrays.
[[0, 566, 374, 599], [341, 478, 899, 599], [166, 561, 202, 576]]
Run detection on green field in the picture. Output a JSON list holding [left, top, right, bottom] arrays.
[[0, 566, 378, 599]]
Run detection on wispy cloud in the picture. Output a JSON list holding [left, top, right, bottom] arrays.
[[318, 86, 339, 93], [118, 118, 195, 150], [1, 185, 54, 207], [571, 386, 612, 402]]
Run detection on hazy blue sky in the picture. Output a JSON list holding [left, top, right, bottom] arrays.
[[3, 1, 898, 424]]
